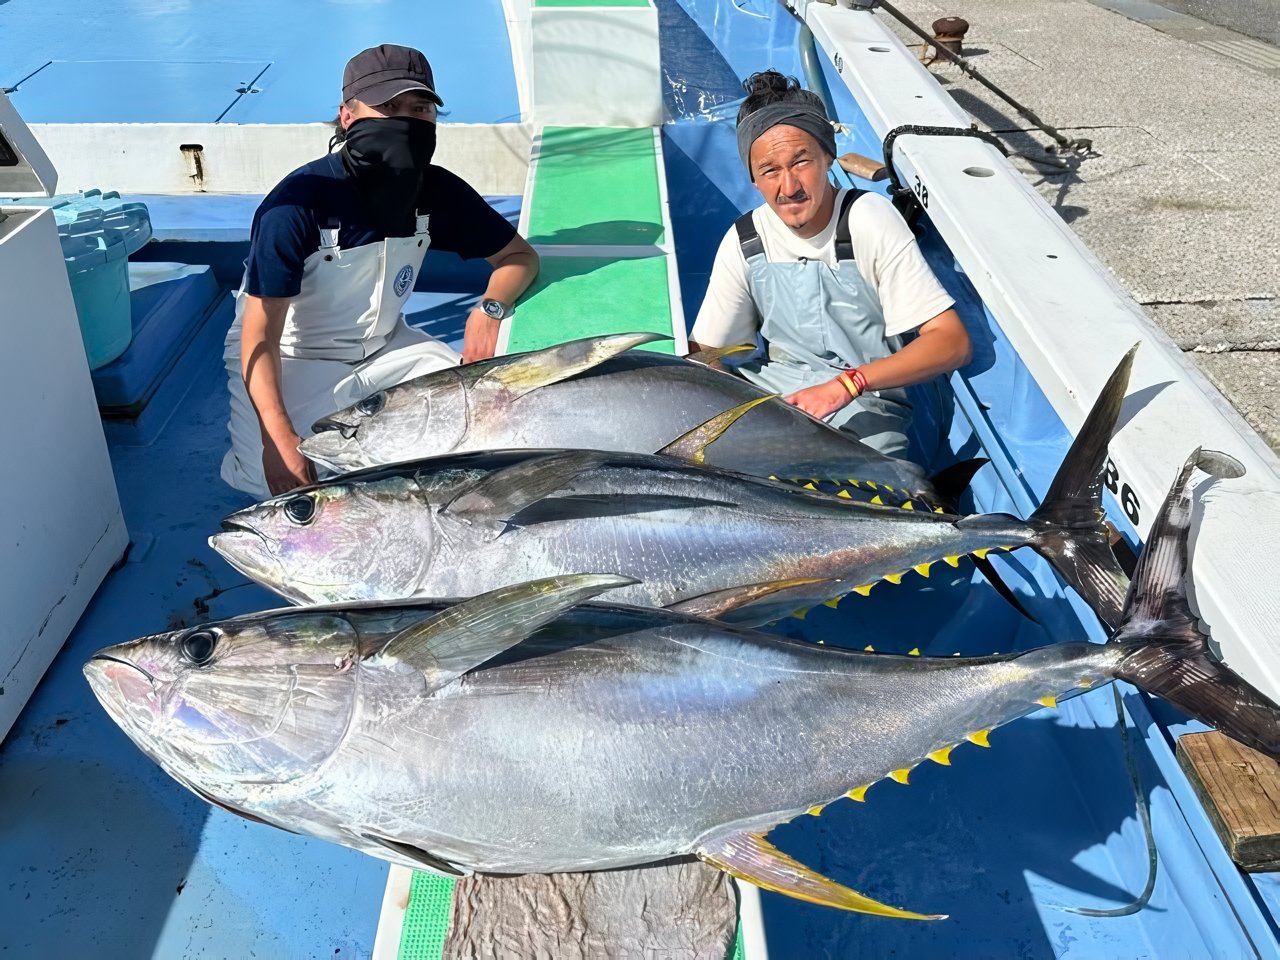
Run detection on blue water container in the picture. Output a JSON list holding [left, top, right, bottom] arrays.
[[0, 190, 153, 370]]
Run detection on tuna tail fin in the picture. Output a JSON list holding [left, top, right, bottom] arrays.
[[1110, 449, 1280, 760], [1026, 345, 1138, 630]]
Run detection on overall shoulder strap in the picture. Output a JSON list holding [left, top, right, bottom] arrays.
[[833, 188, 863, 262], [734, 210, 765, 262]]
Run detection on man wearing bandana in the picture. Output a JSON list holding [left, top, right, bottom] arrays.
[[690, 70, 970, 461], [221, 44, 539, 499]]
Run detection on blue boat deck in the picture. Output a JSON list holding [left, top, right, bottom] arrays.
[[4, 0, 1280, 956], [0, 0, 521, 125]]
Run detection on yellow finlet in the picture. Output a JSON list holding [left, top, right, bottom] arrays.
[[927, 746, 954, 766], [973, 548, 991, 560], [966, 729, 992, 748], [866, 481, 878, 490], [768, 475, 778, 481], [913, 563, 931, 578], [907, 647, 921, 657], [823, 597, 841, 609], [933, 506, 945, 513], [943, 555, 961, 568], [792, 607, 809, 620], [1078, 677, 1095, 689], [852, 583, 874, 597], [863, 644, 875, 652], [837, 489, 852, 499], [803, 482, 816, 490], [870, 495, 884, 505], [900, 500, 915, 511], [884, 484, 895, 493], [847, 479, 861, 488], [807, 804, 824, 817], [847, 785, 870, 802], [889, 767, 911, 785], [884, 572, 904, 585], [1037, 695, 1058, 709]]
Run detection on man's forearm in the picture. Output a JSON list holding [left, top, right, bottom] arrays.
[[240, 297, 296, 442], [858, 311, 971, 392], [483, 249, 539, 307]]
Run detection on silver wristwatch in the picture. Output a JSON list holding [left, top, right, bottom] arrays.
[[478, 298, 511, 321]]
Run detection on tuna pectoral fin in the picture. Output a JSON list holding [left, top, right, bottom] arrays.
[[1110, 450, 1280, 759], [361, 834, 469, 877], [443, 451, 608, 536], [698, 832, 945, 920], [657, 395, 776, 464], [480, 332, 671, 399], [1024, 345, 1139, 630], [686, 342, 756, 365], [668, 577, 837, 623], [377, 574, 636, 687]]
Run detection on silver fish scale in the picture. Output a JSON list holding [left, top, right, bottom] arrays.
[[264, 458, 1033, 611], [234, 613, 1123, 875]]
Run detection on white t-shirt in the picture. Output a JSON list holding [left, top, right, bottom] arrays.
[[691, 189, 955, 347]]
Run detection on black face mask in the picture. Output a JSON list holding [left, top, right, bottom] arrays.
[[340, 116, 437, 235]]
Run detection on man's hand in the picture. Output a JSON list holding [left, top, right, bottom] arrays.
[[262, 432, 315, 496], [784, 379, 854, 421], [461, 308, 500, 365]]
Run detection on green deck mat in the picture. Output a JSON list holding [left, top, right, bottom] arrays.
[[526, 127, 665, 247], [398, 873, 456, 960], [507, 255, 674, 354]]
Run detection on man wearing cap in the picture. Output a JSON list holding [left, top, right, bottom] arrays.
[[222, 44, 539, 499], [689, 70, 970, 460]]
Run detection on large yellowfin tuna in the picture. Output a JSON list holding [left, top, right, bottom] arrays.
[[86, 450, 1280, 918], [213, 350, 1137, 629], [299, 332, 949, 500]]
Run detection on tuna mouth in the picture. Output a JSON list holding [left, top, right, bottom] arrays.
[[310, 415, 358, 440], [84, 654, 162, 729], [209, 522, 282, 585]]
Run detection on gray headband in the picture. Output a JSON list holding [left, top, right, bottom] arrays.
[[736, 102, 837, 177]]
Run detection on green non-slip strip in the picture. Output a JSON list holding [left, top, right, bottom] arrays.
[[526, 127, 665, 247], [506, 255, 674, 354], [397, 872, 455, 960]]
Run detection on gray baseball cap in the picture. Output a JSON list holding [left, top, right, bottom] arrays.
[[342, 44, 444, 107]]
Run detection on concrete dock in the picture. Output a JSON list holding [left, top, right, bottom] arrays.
[[883, 0, 1279, 450]]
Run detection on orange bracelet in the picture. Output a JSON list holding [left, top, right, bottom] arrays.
[[838, 369, 866, 399]]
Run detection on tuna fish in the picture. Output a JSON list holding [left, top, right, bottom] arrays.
[[212, 350, 1137, 630], [85, 449, 1280, 918], [299, 333, 945, 501]]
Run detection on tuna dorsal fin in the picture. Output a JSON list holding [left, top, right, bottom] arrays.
[[378, 574, 636, 686], [361, 833, 470, 877], [698, 831, 945, 920], [479, 332, 670, 399], [686, 343, 755, 365], [657, 395, 776, 464], [668, 577, 836, 623], [443, 451, 608, 535]]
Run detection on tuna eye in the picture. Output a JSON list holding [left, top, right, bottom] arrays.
[[357, 393, 385, 416], [284, 495, 316, 525], [182, 631, 217, 666]]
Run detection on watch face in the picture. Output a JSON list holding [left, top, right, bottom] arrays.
[[481, 299, 505, 320]]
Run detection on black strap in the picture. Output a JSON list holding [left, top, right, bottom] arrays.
[[734, 211, 764, 261], [737, 188, 863, 263], [833, 188, 862, 262]]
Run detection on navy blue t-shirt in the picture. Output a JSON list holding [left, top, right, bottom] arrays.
[[244, 154, 517, 299]]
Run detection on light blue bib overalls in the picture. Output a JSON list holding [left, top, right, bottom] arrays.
[[735, 189, 913, 458]]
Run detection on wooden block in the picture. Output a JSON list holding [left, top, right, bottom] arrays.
[[1177, 730, 1280, 871], [837, 152, 889, 182]]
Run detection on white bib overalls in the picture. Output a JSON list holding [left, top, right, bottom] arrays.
[[221, 214, 459, 500]]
